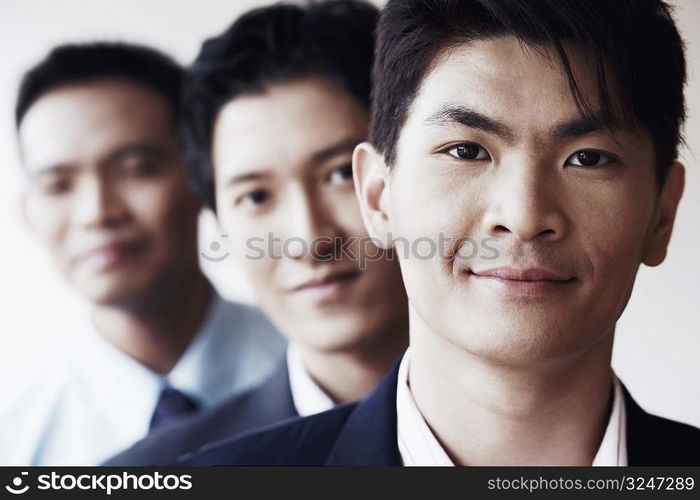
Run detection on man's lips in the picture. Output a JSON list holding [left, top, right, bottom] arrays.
[[466, 267, 577, 295], [72, 239, 149, 269], [286, 269, 362, 305], [469, 267, 574, 282], [290, 269, 361, 292]]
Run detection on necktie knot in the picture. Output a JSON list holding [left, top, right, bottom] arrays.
[[149, 387, 199, 431]]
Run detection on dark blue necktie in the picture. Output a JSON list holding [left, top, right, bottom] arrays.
[[149, 387, 200, 431]]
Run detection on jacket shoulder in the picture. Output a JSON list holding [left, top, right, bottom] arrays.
[[624, 385, 700, 465], [630, 412, 700, 465], [104, 385, 285, 465], [180, 403, 358, 466]]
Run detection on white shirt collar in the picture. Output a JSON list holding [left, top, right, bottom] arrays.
[[396, 349, 627, 466], [74, 291, 245, 441], [286, 343, 335, 417], [593, 372, 627, 466], [165, 293, 244, 407], [2, 291, 286, 465]]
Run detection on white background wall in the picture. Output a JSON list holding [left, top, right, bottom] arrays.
[[0, 0, 698, 426]]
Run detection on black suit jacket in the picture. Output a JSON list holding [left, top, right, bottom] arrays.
[[104, 359, 297, 466], [183, 361, 700, 466]]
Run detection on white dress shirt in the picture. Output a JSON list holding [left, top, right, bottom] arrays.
[[0, 291, 285, 465], [396, 349, 627, 466], [286, 343, 335, 417]]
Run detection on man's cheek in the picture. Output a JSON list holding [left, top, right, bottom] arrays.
[[587, 240, 639, 296], [48, 228, 70, 272]]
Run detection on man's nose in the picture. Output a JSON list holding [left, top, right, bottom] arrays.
[[72, 174, 129, 229], [482, 158, 569, 243], [285, 188, 343, 262]]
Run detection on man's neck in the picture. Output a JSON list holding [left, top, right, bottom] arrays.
[[409, 319, 616, 466], [298, 325, 408, 404], [91, 270, 211, 375]]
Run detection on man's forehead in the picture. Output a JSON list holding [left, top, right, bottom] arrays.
[[19, 83, 175, 173], [422, 40, 577, 102], [407, 37, 629, 134], [213, 80, 368, 179]]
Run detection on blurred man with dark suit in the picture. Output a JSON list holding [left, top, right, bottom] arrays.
[[106, 0, 410, 465]]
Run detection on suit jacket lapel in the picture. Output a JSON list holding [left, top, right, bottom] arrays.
[[223, 357, 298, 437], [322, 367, 690, 466], [248, 357, 298, 422], [622, 383, 691, 466], [325, 359, 403, 466]]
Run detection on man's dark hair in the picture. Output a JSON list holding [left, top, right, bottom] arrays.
[[15, 42, 183, 128], [182, 0, 378, 209], [371, 0, 686, 185]]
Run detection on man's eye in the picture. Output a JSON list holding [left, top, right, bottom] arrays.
[[238, 189, 270, 207], [565, 150, 617, 168], [121, 160, 161, 177], [40, 178, 72, 195], [328, 163, 353, 185], [445, 143, 491, 161]]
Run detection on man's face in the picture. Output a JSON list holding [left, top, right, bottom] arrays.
[[212, 77, 407, 352], [357, 36, 684, 366], [19, 79, 200, 308]]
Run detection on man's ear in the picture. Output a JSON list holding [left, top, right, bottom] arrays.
[[353, 142, 393, 248], [642, 161, 685, 267]]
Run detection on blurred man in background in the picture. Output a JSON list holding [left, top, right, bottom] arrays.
[[106, 0, 409, 465], [1, 43, 285, 465]]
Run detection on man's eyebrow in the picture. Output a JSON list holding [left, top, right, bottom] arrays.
[[26, 143, 168, 178], [29, 164, 75, 179], [310, 138, 365, 163], [225, 170, 273, 188], [224, 137, 363, 188], [425, 105, 515, 142], [550, 114, 624, 140], [105, 142, 168, 163]]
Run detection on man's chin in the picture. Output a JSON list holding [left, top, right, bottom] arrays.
[[289, 315, 385, 353], [73, 278, 150, 309], [444, 321, 598, 368]]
